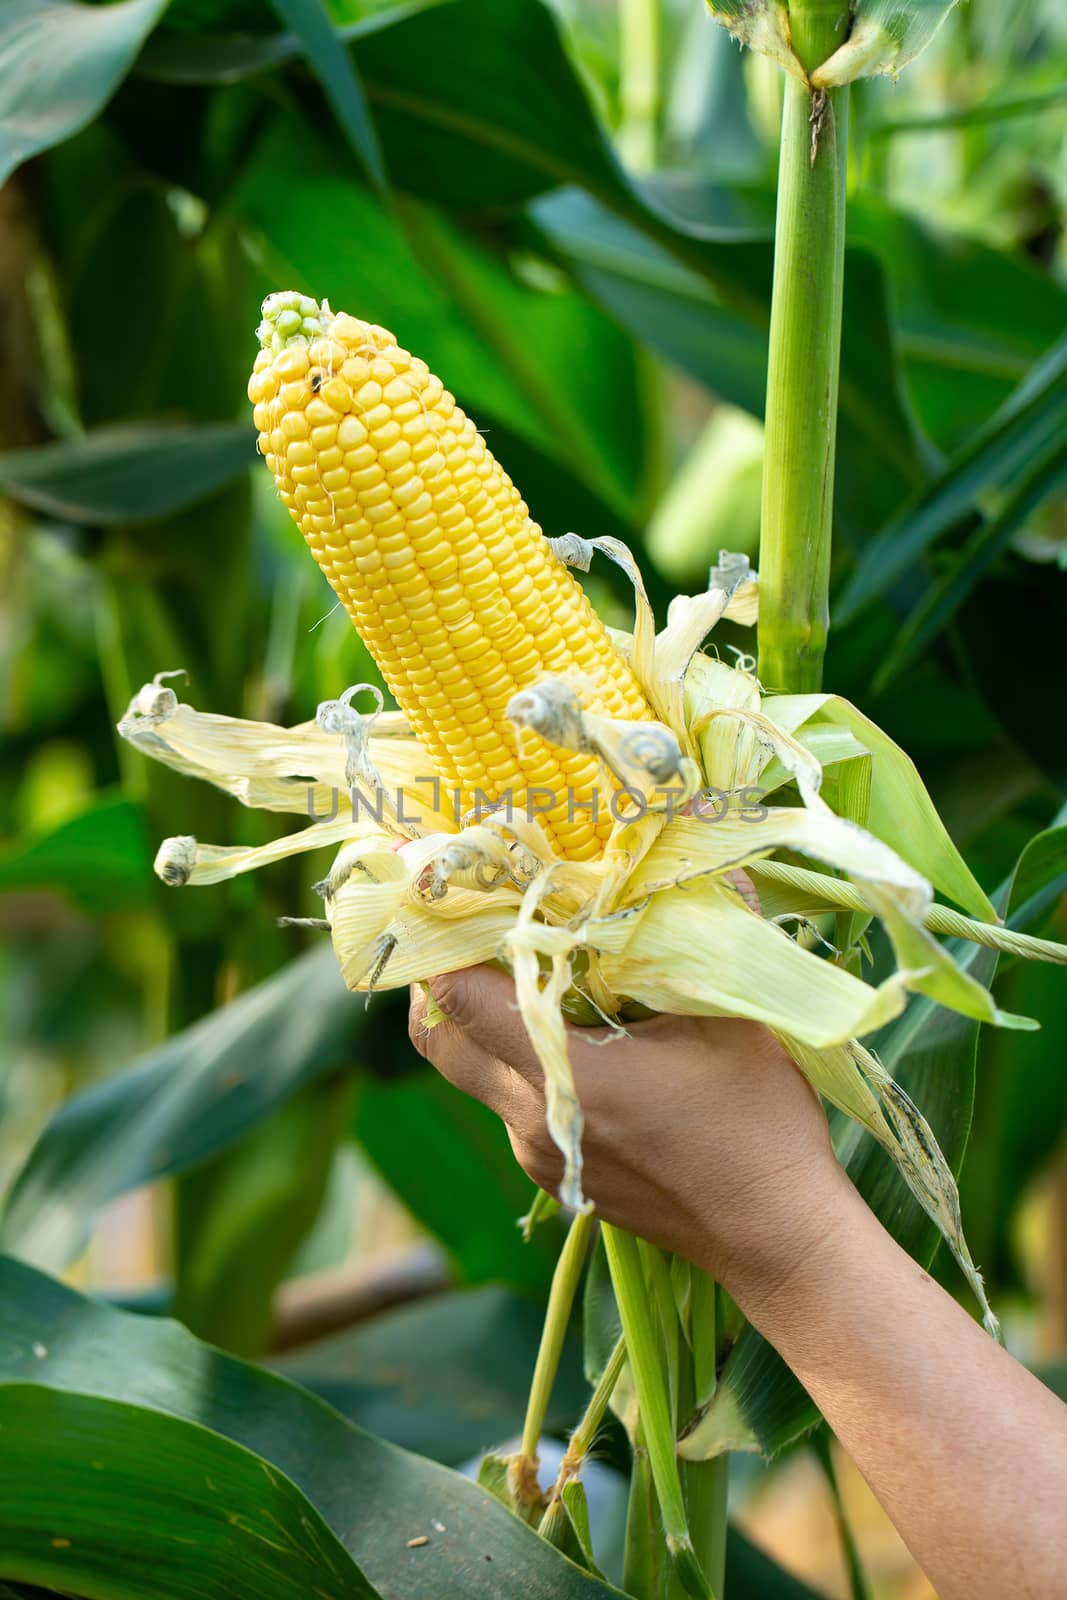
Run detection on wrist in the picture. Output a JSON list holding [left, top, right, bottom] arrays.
[[707, 1159, 872, 1329]]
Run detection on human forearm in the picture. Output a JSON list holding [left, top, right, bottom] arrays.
[[719, 1171, 1067, 1600]]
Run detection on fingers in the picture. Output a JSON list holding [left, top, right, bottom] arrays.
[[424, 965, 549, 1089], [506, 1125, 563, 1196], [408, 981, 542, 1131]]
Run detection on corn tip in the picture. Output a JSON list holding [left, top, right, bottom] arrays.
[[257, 290, 329, 351]]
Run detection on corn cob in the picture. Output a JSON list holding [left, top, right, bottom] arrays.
[[248, 292, 652, 859]]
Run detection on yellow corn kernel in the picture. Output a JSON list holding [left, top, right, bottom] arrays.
[[249, 293, 653, 857]]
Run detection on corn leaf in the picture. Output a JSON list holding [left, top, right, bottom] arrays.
[[0, 1385, 379, 1600], [0, 1259, 628, 1600], [0, 423, 255, 525], [0, 0, 168, 186], [140, 0, 773, 308], [531, 188, 768, 419], [761, 691, 996, 920], [837, 330, 1067, 621], [140, 0, 922, 534], [873, 439, 1067, 688], [815, 0, 963, 88], [532, 189, 923, 533], [1033, 1359, 1067, 1406], [870, 82, 1067, 139], [273, 1285, 589, 1467], [683, 818, 1067, 1458], [266, 0, 386, 192], [811, 1431, 875, 1600], [952, 809, 1067, 1284], [845, 196, 1067, 447], [725, 1530, 823, 1598], [134, 22, 299, 82], [1, 942, 560, 1294], [355, 1068, 563, 1296], [0, 947, 361, 1270], [0, 792, 151, 911], [960, 953, 1067, 1295], [172, 1077, 355, 1356], [132, 4, 419, 84]]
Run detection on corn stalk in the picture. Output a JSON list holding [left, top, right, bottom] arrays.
[[757, 0, 852, 693]]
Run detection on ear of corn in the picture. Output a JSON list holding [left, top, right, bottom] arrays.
[[248, 291, 651, 860]]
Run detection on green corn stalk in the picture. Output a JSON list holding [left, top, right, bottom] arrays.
[[509, 1208, 596, 1521], [757, 0, 852, 693], [604, 1225, 713, 1599], [539, 1335, 627, 1552]]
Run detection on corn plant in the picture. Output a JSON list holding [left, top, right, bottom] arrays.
[[2, 1, 1067, 1598]]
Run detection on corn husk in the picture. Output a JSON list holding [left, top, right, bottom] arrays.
[[120, 543, 1067, 1331]]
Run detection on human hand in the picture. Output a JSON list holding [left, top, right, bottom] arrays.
[[409, 964, 853, 1303], [412, 967, 1067, 1600]]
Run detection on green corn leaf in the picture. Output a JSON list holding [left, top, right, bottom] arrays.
[[531, 188, 923, 535], [0, 792, 151, 911], [680, 818, 1067, 1459], [1, 945, 560, 1293], [1033, 1358, 1067, 1405], [869, 81, 1067, 139], [811, 1431, 874, 1600], [959, 955, 1067, 1296], [138, 0, 924, 535], [559, 1482, 607, 1580], [873, 439, 1067, 689], [0, 1258, 627, 1600], [355, 1068, 563, 1295], [602, 1226, 711, 1598], [0, 424, 255, 525], [0, 1385, 378, 1600], [265, 0, 387, 192], [531, 188, 768, 421], [140, 0, 774, 309], [837, 331, 1067, 621], [814, 1, 964, 88], [701, 2, 798, 79], [0, 947, 361, 1269], [273, 1285, 589, 1467], [844, 195, 1067, 449], [172, 1077, 355, 1356], [0, 0, 168, 186], [131, 4, 419, 85], [477, 1451, 516, 1511], [725, 1528, 823, 1598]]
